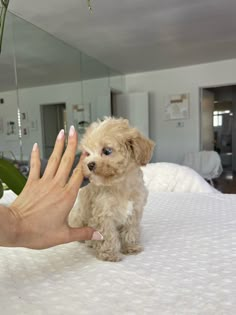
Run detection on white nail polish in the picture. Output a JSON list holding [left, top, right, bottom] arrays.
[[69, 125, 75, 137], [57, 129, 64, 140], [32, 143, 38, 152], [91, 231, 104, 241]]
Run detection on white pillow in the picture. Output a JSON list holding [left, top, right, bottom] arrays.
[[141, 162, 219, 193]]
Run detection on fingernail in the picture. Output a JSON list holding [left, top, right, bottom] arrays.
[[91, 231, 104, 241], [69, 125, 75, 137], [57, 129, 64, 140], [32, 143, 38, 152]]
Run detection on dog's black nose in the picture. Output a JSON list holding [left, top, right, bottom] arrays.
[[87, 162, 96, 171]]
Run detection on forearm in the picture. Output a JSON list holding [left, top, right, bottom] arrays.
[[0, 205, 18, 247]]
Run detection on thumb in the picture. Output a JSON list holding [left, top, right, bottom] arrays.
[[68, 226, 103, 242]]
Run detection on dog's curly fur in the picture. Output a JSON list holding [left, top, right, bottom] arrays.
[[69, 117, 155, 261]]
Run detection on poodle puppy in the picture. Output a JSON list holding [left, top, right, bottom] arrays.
[[69, 117, 155, 262]]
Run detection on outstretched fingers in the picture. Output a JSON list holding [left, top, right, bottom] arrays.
[[28, 143, 41, 181], [54, 126, 79, 186], [42, 129, 65, 179]]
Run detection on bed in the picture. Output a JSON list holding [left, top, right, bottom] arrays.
[[1, 187, 236, 314]]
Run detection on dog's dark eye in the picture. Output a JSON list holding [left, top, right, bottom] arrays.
[[83, 151, 90, 156], [102, 147, 113, 156]]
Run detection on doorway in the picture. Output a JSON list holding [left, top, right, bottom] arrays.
[[200, 85, 235, 172], [40, 103, 67, 158]]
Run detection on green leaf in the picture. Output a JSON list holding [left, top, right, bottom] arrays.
[[0, 179, 3, 198], [0, 158, 27, 195]]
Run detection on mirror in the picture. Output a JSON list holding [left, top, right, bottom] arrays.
[[0, 12, 124, 162], [0, 12, 20, 160]]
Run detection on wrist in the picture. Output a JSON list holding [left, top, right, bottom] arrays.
[[0, 205, 19, 247]]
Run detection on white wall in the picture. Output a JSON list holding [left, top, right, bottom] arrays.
[[83, 77, 110, 122], [125, 59, 236, 163], [110, 75, 126, 93], [83, 74, 125, 121]]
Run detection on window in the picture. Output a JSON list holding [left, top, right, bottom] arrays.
[[213, 110, 232, 127]]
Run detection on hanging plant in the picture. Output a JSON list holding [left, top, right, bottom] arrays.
[[0, 0, 10, 53]]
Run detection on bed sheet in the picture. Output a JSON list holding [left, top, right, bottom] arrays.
[[0, 190, 17, 205], [1, 191, 236, 315]]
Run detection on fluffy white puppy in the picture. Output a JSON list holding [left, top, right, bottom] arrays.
[[69, 117, 154, 261]]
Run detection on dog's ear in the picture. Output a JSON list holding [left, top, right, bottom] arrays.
[[126, 128, 155, 166]]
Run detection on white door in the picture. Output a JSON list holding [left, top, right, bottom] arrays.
[[112, 92, 149, 138]]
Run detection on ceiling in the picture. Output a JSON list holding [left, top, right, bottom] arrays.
[[8, 0, 236, 74]]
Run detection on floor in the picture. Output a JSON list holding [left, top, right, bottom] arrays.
[[213, 169, 236, 194]]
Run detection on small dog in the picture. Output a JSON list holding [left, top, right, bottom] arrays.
[[69, 117, 155, 261]]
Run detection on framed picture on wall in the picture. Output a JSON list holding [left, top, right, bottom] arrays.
[[6, 120, 18, 141], [165, 93, 189, 120]]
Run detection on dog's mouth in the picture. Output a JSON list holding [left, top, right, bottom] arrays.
[[83, 165, 126, 186], [85, 170, 117, 180], [82, 165, 97, 182]]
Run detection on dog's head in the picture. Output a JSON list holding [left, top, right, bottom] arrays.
[[80, 117, 155, 186]]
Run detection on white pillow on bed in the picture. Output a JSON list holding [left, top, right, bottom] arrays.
[[141, 162, 219, 193]]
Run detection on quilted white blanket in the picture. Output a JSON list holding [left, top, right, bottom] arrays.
[[0, 191, 236, 314]]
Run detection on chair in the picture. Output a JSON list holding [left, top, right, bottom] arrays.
[[183, 151, 223, 186]]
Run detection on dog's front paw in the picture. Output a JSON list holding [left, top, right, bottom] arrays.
[[96, 251, 123, 262], [122, 244, 143, 255]]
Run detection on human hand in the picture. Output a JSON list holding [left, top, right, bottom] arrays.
[[7, 126, 102, 249]]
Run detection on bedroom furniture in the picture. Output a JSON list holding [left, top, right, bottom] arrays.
[[183, 150, 223, 185], [141, 162, 219, 193], [1, 189, 235, 314]]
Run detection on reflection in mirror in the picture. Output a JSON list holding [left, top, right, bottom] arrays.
[[12, 13, 82, 161], [0, 12, 124, 173], [0, 12, 21, 161], [0, 0, 10, 53]]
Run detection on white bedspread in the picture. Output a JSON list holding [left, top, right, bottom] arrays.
[[1, 191, 236, 314]]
